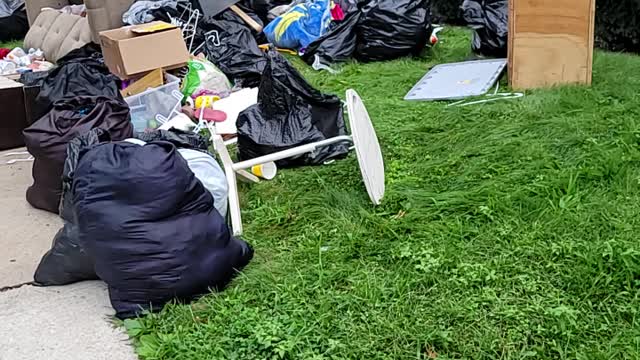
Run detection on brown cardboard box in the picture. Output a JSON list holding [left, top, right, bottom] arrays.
[[99, 21, 189, 79]]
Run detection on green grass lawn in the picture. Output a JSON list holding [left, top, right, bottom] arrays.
[[0, 39, 23, 50], [130, 28, 636, 358]]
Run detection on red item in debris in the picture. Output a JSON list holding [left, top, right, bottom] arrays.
[[331, 4, 345, 21], [0, 48, 11, 59]]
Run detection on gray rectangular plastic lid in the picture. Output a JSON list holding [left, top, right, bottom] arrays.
[[404, 59, 508, 101]]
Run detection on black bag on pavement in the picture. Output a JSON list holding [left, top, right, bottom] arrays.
[[237, 51, 349, 167], [73, 141, 253, 319], [354, 0, 432, 62], [462, 0, 508, 57], [33, 129, 218, 286], [23, 96, 133, 214], [33, 129, 111, 286]]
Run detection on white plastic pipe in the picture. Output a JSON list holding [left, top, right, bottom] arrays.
[[231, 136, 353, 171]]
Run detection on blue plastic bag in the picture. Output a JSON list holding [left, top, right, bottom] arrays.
[[264, 0, 332, 50]]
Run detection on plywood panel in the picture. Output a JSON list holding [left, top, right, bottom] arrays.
[[508, 0, 595, 89]]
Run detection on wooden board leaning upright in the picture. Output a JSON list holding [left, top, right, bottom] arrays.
[[508, 0, 596, 89]]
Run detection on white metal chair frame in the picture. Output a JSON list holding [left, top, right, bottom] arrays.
[[209, 89, 385, 236]]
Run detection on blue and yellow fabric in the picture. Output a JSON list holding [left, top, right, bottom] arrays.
[[264, 0, 332, 50]]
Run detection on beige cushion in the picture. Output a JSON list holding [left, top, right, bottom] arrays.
[[23, 9, 92, 63], [25, 0, 70, 25]]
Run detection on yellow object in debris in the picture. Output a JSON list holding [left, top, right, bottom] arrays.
[[258, 44, 297, 55], [195, 95, 220, 109], [131, 22, 176, 34], [274, 10, 306, 42]]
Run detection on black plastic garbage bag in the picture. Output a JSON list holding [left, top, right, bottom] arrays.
[[237, 51, 349, 167], [23, 96, 133, 214], [354, 0, 432, 62], [240, 0, 291, 23], [34, 43, 121, 121], [33, 129, 111, 286], [462, 0, 508, 57], [202, 18, 266, 87], [33, 129, 223, 286], [135, 129, 209, 151], [0, 8, 29, 42], [336, 0, 361, 14], [302, 11, 361, 66], [73, 141, 253, 319]]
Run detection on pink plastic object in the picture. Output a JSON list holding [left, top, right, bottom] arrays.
[[195, 108, 227, 122]]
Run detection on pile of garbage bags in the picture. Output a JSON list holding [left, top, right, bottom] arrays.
[[73, 136, 251, 318], [25, 44, 253, 318], [302, 0, 433, 66], [24, 0, 432, 318], [33, 128, 251, 318]]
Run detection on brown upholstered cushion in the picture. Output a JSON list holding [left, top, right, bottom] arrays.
[[23, 9, 91, 63]]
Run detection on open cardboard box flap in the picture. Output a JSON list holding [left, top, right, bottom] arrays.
[[100, 21, 189, 79]]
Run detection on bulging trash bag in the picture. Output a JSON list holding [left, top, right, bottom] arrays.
[[33, 129, 111, 286], [355, 0, 432, 62], [34, 129, 230, 286], [134, 129, 229, 218], [264, 0, 332, 50], [237, 50, 349, 167], [462, 0, 508, 57], [34, 43, 121, 121], [202, 14, 266, 87], [73, 141, 253, 319], [302, 11, 361, 66], [23, 96, 133, 214]]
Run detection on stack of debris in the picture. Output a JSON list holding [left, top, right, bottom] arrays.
[[1, 0, 406, 318]]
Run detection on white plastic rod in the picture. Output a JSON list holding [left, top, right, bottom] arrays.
[[231, 136, 353, 171]]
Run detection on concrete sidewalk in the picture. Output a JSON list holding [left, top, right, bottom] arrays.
[[0, 149, 137, 360]]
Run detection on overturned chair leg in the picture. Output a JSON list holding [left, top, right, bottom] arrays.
[[212, 134, 244, 236], [209, 89, 385, 236]]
